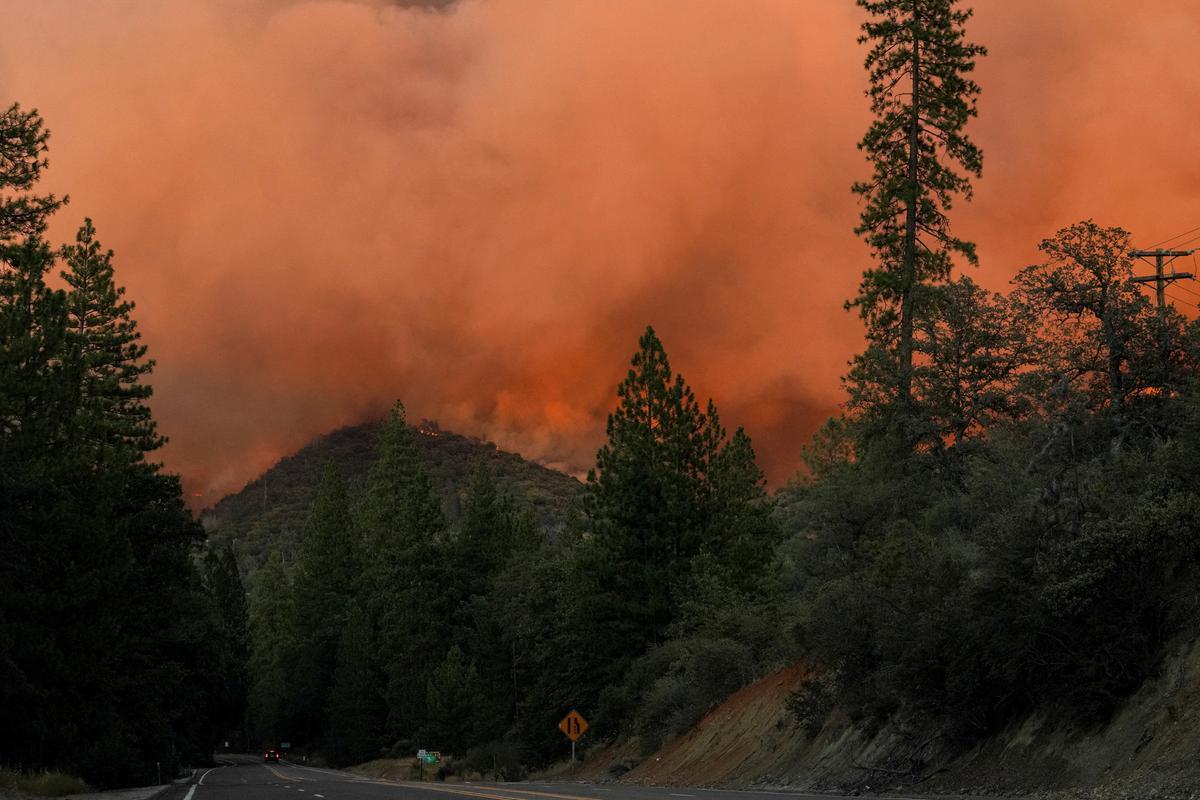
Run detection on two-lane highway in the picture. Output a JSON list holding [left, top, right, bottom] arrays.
[[176, 757, 996, 800]]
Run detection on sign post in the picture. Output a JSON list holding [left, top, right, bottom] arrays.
[[557, 710, 589, 762]]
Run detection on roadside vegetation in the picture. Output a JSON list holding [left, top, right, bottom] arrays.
[[0, 769, 90, 798], [0, 104, 248, 788]]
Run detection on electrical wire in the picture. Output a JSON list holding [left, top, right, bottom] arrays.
[[1169, 232, 1200, 250], [1173, 282, 1200, 300], [1165, 291, 1198, 309], [1149, 224, 1200, 249]]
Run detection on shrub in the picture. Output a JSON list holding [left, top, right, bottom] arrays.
[[0, 768, 91, 797], [786, 672, 839, 737]]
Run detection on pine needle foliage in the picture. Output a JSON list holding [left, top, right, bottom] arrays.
[[850, 0, 986, 415], [61, 218, 162, 458]]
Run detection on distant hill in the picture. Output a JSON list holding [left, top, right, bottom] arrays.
[[200, 419, 583, 575]]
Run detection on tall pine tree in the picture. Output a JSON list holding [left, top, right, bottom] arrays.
[[291, 459, 360, 747], [360, 402, 448, 744], [325, 606, 382, 767], [61, 218, 162, 458], [203, 546, 251, 746], [248, 553, 297, 747], [849, 0, 986, 422]]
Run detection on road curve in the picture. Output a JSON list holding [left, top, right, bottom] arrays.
[[168, 756, 988, 800]]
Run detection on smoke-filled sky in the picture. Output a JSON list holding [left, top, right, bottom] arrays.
[[2, 0, 1198, 503]]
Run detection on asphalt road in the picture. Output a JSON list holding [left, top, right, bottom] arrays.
[[163, 756, 993, 800]]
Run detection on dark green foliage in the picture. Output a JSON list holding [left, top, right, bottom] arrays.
[[325, 606, 383, 767], [1012, 221, 1163, 421], [423, 646, 485, 754], [61, 218, 162, 458], [911, 276, 1034, 446], [0, 104, 239, 788], [0, 103, 64, 244], [362, 403, 453, 744], [582, 326, 724, 666], [576, 327, 780, 739], [785, 410, 1200, 733], [203, 546, 250, 742], [850, 0, 986, 413], [247, 553, 296, 747], [291, 461, 360, 746]]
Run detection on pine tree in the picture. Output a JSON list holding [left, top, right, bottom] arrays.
[[0, 103, 69, 462], [1, 102, 223, 788], [292, 459, 360, 747], [248, 553, 297, 747], [203, 545, 251, 742], [705, 427, 779, 594], [325, 606, 382, 767], [423, 645, 484, 755], [581, 326, 724, 684], [360, 402, 448, 743], [361, 402, 443, 549], [850, 0, 987, 418], [61, 218, 162, 458], [0, 103, 64, 247]]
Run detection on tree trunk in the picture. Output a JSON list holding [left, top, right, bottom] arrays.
[[899, 1, 922, 408]]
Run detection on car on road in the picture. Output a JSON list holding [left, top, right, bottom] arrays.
[[263, 749, 280, 763]]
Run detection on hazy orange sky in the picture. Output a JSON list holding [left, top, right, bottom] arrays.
[[2, 0, 1198, 503]]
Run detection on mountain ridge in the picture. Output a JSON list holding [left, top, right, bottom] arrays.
[[201, 418, 583, 575]]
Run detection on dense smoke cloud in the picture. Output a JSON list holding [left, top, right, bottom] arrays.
[[1, 0, 1197, 503]]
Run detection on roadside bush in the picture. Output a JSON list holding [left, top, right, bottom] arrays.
[[632, 636, 756, 751], [786, 671, 839, 737], [0, 769, 91, 797], [464, 740, 527, 781]]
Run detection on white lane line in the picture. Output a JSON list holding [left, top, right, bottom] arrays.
[[670, 795, 696, 797], [315, 795, 325, 798], [183, 788, 196, 800], [198, 767, 218, 785]]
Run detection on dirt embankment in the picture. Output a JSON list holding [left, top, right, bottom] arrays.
[[565, 638, 1200, 797]]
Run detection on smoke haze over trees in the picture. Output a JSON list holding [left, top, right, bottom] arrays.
[[2, 0, 1198, 501], [6, 0, 1200, 792]]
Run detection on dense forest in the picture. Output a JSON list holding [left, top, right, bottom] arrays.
[[0, 104, 247, 787], [5, 0, 1200, 789]]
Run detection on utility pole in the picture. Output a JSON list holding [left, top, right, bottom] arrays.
[[1129, 248, 1195, 310], [1130, 248, 1196, 384]]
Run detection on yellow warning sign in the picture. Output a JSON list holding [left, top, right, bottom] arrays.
[[558, 710, 589, 742]]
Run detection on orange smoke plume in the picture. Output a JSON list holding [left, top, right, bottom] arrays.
[[2, 0, 1197, 502]]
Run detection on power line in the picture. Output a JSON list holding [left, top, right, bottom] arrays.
[[1170, 232, 1200, 249], [1166, 291, 1197, 309], [1173, 282, 1200, 300], [1150, 224, 1200, 249]]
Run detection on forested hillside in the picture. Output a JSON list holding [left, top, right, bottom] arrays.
[[238, 329, 783, 769], [201, 421, 582, 574], [234, 2, 1200, 787]]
